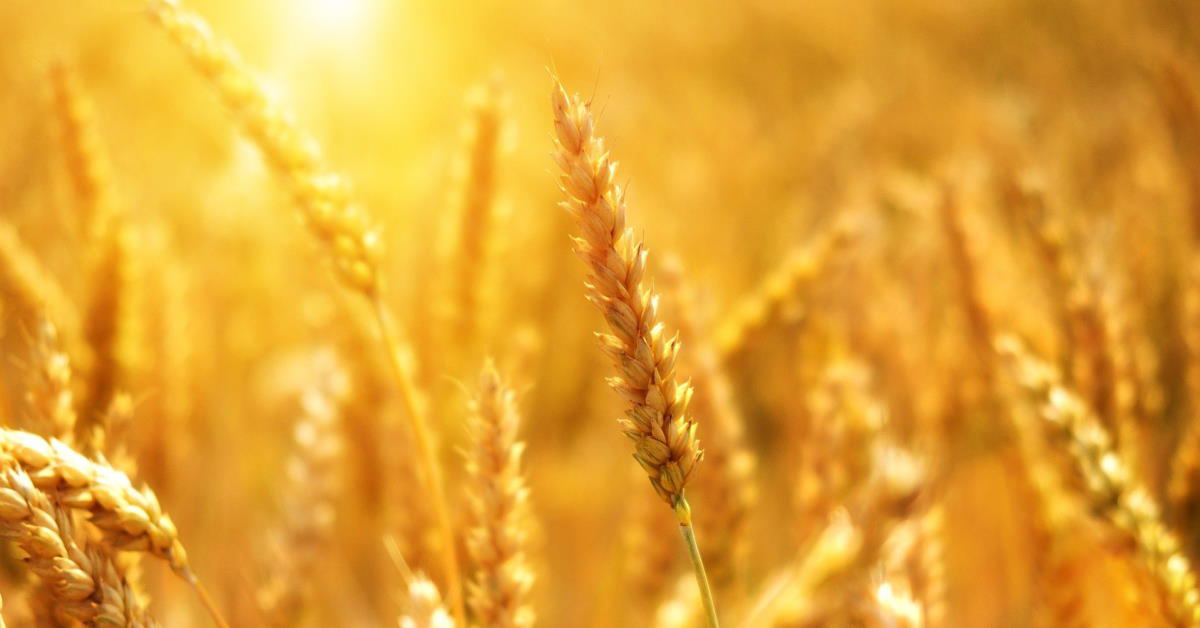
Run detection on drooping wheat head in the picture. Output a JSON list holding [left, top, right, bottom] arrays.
[[0, 465, 154, 626], [145, 0, 380, 295]]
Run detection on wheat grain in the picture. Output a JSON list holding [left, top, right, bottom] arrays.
[[463, 362, 535, 628]]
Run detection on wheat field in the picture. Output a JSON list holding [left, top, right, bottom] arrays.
[[1, 0, 1200, 626]]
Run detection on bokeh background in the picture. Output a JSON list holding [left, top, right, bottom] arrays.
[[3, 0, 1200, 626]]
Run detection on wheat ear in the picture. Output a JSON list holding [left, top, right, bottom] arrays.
[[998, 336, 1200, 626], [0, 428, 226, 627], [144, 2, 461, 621], [0, 465, 154, 626], [464, 363, 535, 628], [550, 78, 715, 626]]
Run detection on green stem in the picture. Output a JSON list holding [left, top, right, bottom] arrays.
[[676, 497, 720, 628]]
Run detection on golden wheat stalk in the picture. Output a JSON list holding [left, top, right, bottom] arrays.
[[50, 62, 133, 453], [258, 360, 346, 625], [448, 84, 502, 361], [741, 443, 925, 627], [714, 225, 850, 362], [463, 363, 535, 628], [144, 2, 462, 620], [49, 62, 125, 446], [0, 465, 154, 626], [998, 335, 1200, 626], [49, 62, 116, 238], [938, 188, 993, 379], [550, 77, 716, 626], [795, 358, 881, 545]]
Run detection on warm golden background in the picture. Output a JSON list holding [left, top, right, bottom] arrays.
[[2, 0, 1200, 626]]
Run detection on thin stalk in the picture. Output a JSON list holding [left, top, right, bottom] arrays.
[[676, 497, 720, 628], [370, 296, 465, 626], [188, 574, 230, 628]]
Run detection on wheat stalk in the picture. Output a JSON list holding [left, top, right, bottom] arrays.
[[448, 83, 502, 363], [143, 2, 462, 621], [49, 62, 132, 452], [714, 225, 850, 363], [998, 335, 1200, 626], [550, 77, 715, 626], [741, 443, 925, 627], [257, 356, 346, 625], [937, 188, 993, 380], [49, 62, 116, 239], [463, 362, 535, 628]]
